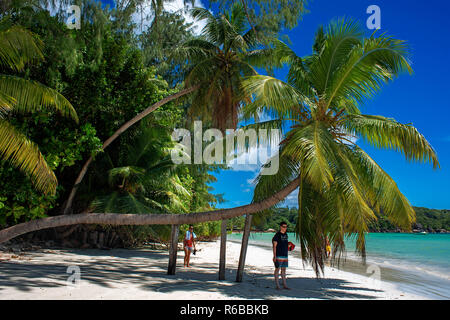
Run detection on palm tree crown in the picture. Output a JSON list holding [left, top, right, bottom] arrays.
[[243, 19, 439, 275], [173, 3, 272, 131]]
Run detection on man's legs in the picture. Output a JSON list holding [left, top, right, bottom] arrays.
[[280, 267, 290, 289], [274, 267, 281, 289]]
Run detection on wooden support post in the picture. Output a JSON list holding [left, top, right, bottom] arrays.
[[236, 214, 252, 282], [168, 224, 180, 275], [219, 219, 228, 280]]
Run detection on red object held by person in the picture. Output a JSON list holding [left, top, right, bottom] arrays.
[[288, 242, 295, 251]]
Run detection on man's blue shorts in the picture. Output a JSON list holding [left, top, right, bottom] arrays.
[[274, 256, 288, 268]]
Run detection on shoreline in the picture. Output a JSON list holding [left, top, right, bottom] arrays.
[[0, 240, 428, 300], [228, 234, 450, 300]]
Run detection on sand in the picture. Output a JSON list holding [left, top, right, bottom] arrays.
[[0, 240, 427, 300]]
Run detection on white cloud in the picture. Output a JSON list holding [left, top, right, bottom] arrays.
[[131, 0, 207, 35], [230, 140, 279, 173], [281, 187, 299, 208], [42, 0, 208, 35]]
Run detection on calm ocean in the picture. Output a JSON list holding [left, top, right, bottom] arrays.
[[228, 232, 450, 299]]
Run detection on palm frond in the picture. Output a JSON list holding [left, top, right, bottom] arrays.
[[0, 25, 44, 72], [0, 119, 57, 195], [241, 75, 311, 119], [343, 114, 439, 168], [0, 75, 78, 122]]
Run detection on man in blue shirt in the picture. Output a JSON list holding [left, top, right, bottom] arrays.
[[272, 221, 290, 290]]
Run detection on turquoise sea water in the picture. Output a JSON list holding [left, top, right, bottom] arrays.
[[228, 232, 450, 299]]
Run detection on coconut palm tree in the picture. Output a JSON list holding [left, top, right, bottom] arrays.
[[172, 2, 270, 131], [60, 4, 277, 275], [90, 125, 191, 248], [0, 18, 439, 284], [61, 2, 268, 214], [242, 19, 439, 275], [91, 126, 191, 215], [0, 23, 78, 195]]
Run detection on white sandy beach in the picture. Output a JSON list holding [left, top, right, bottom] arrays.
[[0, 240, 427, 300]]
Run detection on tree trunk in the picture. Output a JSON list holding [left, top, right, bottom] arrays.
[[0, 177, 300, 243], [168, 224, 180, 275], [62, 86, 199, 215], [218, 219, 227, 280], [236, 214, 252, 282]]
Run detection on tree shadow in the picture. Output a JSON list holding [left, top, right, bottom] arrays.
[[0, 248, 383, 299]]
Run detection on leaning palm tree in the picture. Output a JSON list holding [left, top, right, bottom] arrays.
[[172, 2, 269, 131], [0, 23, 78, 195], [243, 19, 439, 276], [62, 2, 273, 214]]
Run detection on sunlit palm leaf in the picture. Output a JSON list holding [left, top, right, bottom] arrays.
[[0, 25, 44, 71], [0, 75, 78, 122], [342, 114, 439, 168], [0, 119, 57, 194], [242, 75, 311, 119]]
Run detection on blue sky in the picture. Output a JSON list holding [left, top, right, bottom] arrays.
[[94, 0, 449, 209], [208, 0, 450, 210]]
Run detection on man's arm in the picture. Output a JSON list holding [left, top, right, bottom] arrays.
[[272, 241, 277, 262]]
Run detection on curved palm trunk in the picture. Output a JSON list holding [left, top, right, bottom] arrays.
[[62, 86, 199, 215], [0, 177, 300, 244]]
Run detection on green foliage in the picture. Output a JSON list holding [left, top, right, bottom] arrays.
[[0, 2, 224, 241], [256, 206, 450, 235], [139, 10, 194, 87], [0, 18, 79, 195], [0, 162, 58, 226], [209, 0, 309, 39], [179, 221, 222, 242], [368, 207, 450, 232], [243, 19, 438, 276], [252, 207, 298, 233], [173, 3, 279, 131]]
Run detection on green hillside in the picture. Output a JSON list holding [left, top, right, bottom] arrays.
[[249, 207, 450, 233]]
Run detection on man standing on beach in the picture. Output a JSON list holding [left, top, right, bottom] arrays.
[[272, 221, 291, 290]]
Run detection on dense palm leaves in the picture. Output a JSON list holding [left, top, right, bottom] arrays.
[[173, 3, 270, 131], [244, 19, 439, 275], [91, 126, 190, 214], [0, 23, 78, 195]]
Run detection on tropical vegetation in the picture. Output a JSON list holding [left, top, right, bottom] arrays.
[[250, 206, 450, 234], [0, 0, 441, 280], [244, 19, 439, 274]]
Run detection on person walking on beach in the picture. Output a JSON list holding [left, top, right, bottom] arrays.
[[184, 225, 197, 267], [325, 236, 331, 259], [272, 221, 290, 290]]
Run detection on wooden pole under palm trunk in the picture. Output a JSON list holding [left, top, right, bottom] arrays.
[[236, 214, 252, 282], [168, 224, 180, 275], [219, 219, 227, 280]]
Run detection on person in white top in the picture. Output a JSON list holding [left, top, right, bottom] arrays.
[[183, 225, 197, 267]]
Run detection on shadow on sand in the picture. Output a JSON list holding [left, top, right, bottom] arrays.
[[0, 248, 382, 299]]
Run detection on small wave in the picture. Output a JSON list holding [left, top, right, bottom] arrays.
[[344, 251, 450, 281]]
